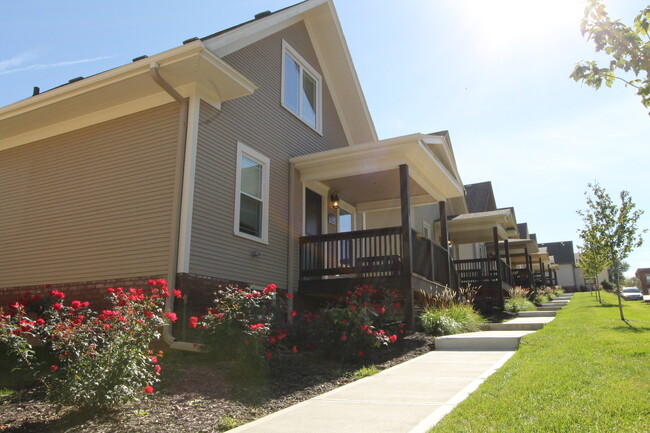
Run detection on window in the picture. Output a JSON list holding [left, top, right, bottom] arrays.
[[234, 143, 270, 243], [282, 40, 322, 133]]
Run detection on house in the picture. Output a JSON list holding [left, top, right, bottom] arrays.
[[537, 241, 576, 290], [0, 0, 467, 337], [634, 268, 650, 295]]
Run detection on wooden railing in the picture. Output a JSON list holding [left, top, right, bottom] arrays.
[[454, 258, 513, 288], [512, 268, 534, 287], [299, 227, 455, 288], [299, 227, 403, 279]]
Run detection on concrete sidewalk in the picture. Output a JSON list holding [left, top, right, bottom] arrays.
[[228, 351, 515, 433]]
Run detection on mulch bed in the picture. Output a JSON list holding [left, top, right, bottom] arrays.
[[0, 332, 436, 432]]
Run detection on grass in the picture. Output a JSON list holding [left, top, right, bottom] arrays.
[[430, 292, 650, 433], [351, 365, 380, 380]]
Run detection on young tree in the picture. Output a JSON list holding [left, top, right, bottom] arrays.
[[570, 0, 650, 114], [577, 183, 646, 321], [577, 244, 608, 303], [608, 260, 630, 283]]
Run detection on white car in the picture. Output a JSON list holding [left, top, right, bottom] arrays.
[[620, 287, 643, 301]]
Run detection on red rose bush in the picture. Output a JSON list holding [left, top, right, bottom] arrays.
[[0, 280, 176, 409]]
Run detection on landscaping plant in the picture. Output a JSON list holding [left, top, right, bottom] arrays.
[[504, 287, 536, 313], [0, 280, 177, 409], [419, 288, 485, 336]]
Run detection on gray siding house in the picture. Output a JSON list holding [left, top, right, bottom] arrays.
[[0, 0, 467, 341]]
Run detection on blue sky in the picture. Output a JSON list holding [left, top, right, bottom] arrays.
[[1, 0, 648, 277]]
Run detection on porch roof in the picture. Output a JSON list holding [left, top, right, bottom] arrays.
[[290, 133, 465, 206], [446, 209, 519, 244]]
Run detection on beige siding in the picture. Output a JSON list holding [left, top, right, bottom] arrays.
[[190, 22, 349, 289], [0, 103, 180, 287]]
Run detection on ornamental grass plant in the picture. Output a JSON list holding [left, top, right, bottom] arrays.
[[418, 287, 485, 336], [504, 287, 536, 313]]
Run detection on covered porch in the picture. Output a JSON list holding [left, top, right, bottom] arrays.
[[290, 134, 465, 329], [444, 209, 519, 304]]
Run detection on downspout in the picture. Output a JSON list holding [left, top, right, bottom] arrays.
[[149, 62, 200, 351], [287, 162, 296, 319]]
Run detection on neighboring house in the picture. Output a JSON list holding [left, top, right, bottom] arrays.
[[538, 241, 576, 290], [0, 0, 466, 334], [634, 268, 650, 295]]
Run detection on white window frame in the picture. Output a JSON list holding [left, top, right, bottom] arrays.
[[281, 40, 323, 134], [423, 221, 432, 240], [234, 142, 270, 244]]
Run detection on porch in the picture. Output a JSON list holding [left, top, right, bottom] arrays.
[[298, 227, 456, 294], [290, 133, 467, 329]]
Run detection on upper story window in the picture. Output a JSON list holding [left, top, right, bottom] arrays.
[[234, 142, 270, 244], [282, 40, 322, 133]]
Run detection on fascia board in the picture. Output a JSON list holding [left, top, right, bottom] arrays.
[[0, 42, 205, 120], [205, 0, 327, 56], [356, 195, 436, 212]]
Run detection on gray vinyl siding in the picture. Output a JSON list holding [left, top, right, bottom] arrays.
[[0, 103, 180, 287], [190, 22, 349, 289]]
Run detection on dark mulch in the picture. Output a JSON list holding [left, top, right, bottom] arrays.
[[0, 332, 436, 433]]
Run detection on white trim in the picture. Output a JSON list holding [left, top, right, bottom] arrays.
[[337, 199, 356, 232], [281, 40, 323, 134], [234, 142, 270, 244], [423, 221, 432, 240], [177, 94, 201, 273]]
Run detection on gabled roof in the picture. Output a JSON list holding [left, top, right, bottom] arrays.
[[538, 241, 575, 265], [202, 0, 377, 145], [0, 0, 377, 149], [464, 181, 496, 213]]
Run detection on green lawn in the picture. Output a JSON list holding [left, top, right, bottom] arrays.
[[430, 292, 650, 433]]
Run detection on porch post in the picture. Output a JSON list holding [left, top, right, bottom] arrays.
[[493, 226, 505, 310], [438, 200, 452, 288], [524, 247, 533, 288], [553, 269, 558, 286], [504, 239, 511, 268], [539, 258, 546, 286], [399, 164, 415, 331]]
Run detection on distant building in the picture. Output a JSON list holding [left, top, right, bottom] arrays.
[[635, 268, 650, 295], [538, 241, 576, 290]]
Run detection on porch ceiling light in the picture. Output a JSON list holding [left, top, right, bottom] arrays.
[[330, 192, 340, 209]]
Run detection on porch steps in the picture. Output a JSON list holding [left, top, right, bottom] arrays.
[[537, 305, 563, 311], [484, 316, 555, 331], [517, 310, 556, 317], [434, 330, 535, 351]]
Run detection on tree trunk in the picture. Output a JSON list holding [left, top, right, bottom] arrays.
[[615, 262, 626, 321]]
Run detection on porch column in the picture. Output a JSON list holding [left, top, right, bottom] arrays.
[[504, 239, 511, 268], [539, 258, 546, 286], [399, 164, 415, 331], [438, 200, 452, 289], [525, 247, 533, 288], [554, 269, 558, 286], [493, 227, 505, 310]]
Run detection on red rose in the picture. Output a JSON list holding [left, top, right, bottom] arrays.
[[290, 310, 297, 318], [36, 318, 45, 326], [145, 385, 154, 394], [340, 335, 348, 341], [188, 316, 198, 328], [71, 300, 82, 309], [50, 365, 59, 372], [52, 303, 62, 311], [173, 289, 182, 299], [165, 312, 178, 323], [291, 346, 298, 353], [389, 335, 398, 343], [265, 352, 273, 359]]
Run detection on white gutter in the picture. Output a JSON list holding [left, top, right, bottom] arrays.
[[149, 62, 202, 352]]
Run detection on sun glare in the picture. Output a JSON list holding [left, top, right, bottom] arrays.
[[458, 0, 584, 55]]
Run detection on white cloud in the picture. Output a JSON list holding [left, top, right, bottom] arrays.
[[0, 56, 113, 76], [0, 51, 38, 72]]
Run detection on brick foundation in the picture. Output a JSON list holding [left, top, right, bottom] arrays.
[[0, 275, 166, 310]]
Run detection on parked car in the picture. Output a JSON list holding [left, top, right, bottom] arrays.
[[620, 287, 643, 301]]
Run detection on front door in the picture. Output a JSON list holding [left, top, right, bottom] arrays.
[[305, 188, 322, 236]]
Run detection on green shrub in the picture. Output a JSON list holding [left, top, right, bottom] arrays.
[[504, 297, 536, 313], [420, 304, 485, 336]]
